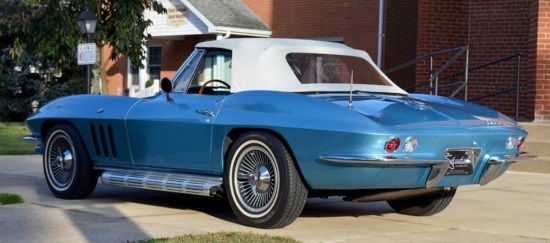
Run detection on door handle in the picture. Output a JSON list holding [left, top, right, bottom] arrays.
[[196, 109, 215, 117]]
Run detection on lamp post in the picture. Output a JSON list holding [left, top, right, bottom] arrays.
[[77, 6, 98, 94]]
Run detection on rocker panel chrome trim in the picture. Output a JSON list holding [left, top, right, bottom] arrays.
[[319, 155, 450, 188], [100, 170, 223, 197]]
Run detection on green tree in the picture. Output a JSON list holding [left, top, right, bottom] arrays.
[[0, 0, 165, 69], [0, 50, 85, 121], [0, 0, 165, 121]]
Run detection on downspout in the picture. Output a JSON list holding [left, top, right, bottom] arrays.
[[216, 30, 231, 40], [377, 0, 384, 68]]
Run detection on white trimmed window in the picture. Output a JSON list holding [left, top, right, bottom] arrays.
[[148, 46, 162, 81]]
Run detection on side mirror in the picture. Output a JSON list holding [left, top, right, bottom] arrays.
[[160, 77, 173, 101]]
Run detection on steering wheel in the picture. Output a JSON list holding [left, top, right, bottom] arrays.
[[198, 79, 231, 95]]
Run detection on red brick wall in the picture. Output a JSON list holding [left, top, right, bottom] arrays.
[[416, 0, 469, 94], [243, 0, 381, 58], [529, 0, 550, 121], [466, 1, 531, 120], [102, 45, 126, 95], [417, 0, 534, 120], [527, 1, 539, 121], [383, 0, 418, 90]]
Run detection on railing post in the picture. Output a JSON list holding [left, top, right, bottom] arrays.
[[464, 48, 469, 101], [516, 55, 521, 121], [429, 56, 434, 95], [435, 77, 439, 95]]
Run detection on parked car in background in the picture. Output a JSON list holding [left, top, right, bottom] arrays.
[[25, 38, 536, 228]]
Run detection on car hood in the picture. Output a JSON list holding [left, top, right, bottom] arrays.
[[316, 93, 521, 130]]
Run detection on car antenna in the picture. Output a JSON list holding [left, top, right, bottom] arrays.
[[348, 70, 354, 110]]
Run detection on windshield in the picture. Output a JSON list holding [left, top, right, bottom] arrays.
[[172, 49, 205, 92], [286, 53, 391, 86]]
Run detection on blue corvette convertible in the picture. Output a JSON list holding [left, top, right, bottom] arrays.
[[25, 38, 536, 228]]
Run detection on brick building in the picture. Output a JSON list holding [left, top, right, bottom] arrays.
[[100, 0, 550, 122]]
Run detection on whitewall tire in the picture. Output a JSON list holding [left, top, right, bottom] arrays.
[[226, 131, 308, 228], [44, 124, 98, 199]]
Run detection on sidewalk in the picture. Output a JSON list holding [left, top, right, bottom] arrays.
[[1, 155, 549, 242]]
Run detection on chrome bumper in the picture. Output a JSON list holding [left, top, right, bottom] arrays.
[[22, 134, 43, 154], [319, 155, 450, 188], [22, 135, 38, 142], [479, 151, 538, 185]]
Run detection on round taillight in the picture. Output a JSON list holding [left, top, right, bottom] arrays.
[[506, 137, 517, 150], [404, 138, 418, 153], [385, 138, 401, 153], [517, 137, 525, 150]]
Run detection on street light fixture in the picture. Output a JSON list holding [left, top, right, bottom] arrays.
[[77, 6, 97, 94]]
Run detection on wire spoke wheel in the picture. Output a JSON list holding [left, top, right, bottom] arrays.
[[43, 124, 99, 199], [235, 144, 279, 216], [226, 132, 307, 229], [45, 131, 76, 191]]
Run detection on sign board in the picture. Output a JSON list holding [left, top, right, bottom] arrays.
[[167, 6, 189, 27], [77, 43, 97, 65], [144, 0, 206, 37]]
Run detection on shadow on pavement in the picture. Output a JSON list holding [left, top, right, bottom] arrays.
[[0, 172, 156, 241], [88, 183, 396, 223]]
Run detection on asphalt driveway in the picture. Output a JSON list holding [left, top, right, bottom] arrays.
[[1, 155, 549, 242]]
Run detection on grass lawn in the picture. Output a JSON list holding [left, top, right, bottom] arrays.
[[0, 193, 24, 205], [147, 232, 300, 243], [0, 122, 37, 155]]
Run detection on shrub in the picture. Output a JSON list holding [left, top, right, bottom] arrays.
[[0, 49, 85, 121], [145, 79, 154, 88]]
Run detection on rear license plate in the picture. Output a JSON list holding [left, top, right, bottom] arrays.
[[445, 149, 475, 175]]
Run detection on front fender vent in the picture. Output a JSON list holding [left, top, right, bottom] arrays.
[[90, 124, 117, 159]]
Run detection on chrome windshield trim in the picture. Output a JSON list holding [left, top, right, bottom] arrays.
[[319, 155, 449, 188]]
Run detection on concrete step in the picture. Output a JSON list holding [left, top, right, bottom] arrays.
[[519, 122, 550, 141], [509, 123, 549, 173], [521, 140, 550, 157], [509, 156, 550, 173], [518, 122, 550, 157]]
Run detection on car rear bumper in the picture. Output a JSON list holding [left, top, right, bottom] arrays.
[[319, 151, 537, 188], [319, 156, 450, 188], [479, 151, 537, 185]]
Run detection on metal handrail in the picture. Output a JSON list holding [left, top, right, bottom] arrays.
[[468, 87, 516, 102], [384, 46, 469, 96], [440, 53, 522, 120], [385, 47, 523, 120], [440, 53, 521, 82], [414, 81, 464, 94], [384, 46, 467, 74]]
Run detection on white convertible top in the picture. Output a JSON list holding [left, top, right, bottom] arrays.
[[196, 38, 408, 95]]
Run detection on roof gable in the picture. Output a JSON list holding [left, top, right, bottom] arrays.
[[145, 0, 271, 37], [186, 0, 270, 33]]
